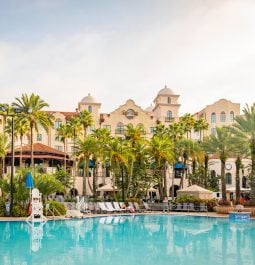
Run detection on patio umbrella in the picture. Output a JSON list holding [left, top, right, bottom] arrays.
[[25, 172, 34, 189]]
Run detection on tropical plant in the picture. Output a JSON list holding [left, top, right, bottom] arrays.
[[79, 109, 94, 139], [0, 133, 10, 177], [12, 93, 54, 167], [149, 135, 174, 199], [203, 127, 235, 200], [231, 103, 255, 203]]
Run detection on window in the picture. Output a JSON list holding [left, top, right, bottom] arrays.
[[55, 119, 62, 129], [167, 97, 171, 104], [115, 122, 124, 134], [226, 173, 232, 185], [230, 111, 234, 122], [150, 127, 156, 134], [37, 134, 42, 141], [211, 112, 216, 123], [220, 111, 226, 122], [88, 105, 92, 113], [103, 125, 111, 132], [211, 128, 216, 135], [54, 145, 63, 151], [165, 111, 173, 122]]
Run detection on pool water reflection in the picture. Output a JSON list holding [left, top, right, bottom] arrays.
[[0, 215, 254, 265]]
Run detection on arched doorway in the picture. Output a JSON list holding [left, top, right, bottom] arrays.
[[169, 185, 180, 198]]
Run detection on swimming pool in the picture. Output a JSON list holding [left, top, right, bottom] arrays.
[[0, 215, 254, 265]]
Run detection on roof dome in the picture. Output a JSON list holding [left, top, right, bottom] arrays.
[[145, 104, 154, 112], [80, 93, 98, 104], [158, 85, 174, 95]]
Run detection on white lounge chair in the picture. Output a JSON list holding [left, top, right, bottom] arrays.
[[113, 202, 126, 212], [98, 202, 114, 213]]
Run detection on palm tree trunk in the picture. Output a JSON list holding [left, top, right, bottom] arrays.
[[204, 154, 209, 188], [64, 138, 66, 172], [30, 125, 34, 168], [221, 160, 227, 200], [20, 136, 23, 168], [82, 156, 87, 196], [125, 159, 134, 198], [250, 142, 255, 203], [235, 156, 241, 204]]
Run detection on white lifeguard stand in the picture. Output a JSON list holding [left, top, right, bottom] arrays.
[[26, 188, 47, 223]]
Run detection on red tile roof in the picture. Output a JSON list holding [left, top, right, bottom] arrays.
[[15, 143, 68, 157]]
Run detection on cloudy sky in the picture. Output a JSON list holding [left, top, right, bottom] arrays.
[[0, 0, 255, 115]]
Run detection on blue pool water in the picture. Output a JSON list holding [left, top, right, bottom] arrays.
[[0, 215, 255, 265]]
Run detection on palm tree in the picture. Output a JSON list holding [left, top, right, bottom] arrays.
[[56, 124, 72, 172], [79, 109, 94, 139], [5, 117, 29, 167], [203, 127, 235, 200], [0, 133, 10, 177], [149, 135, 174, 199], [67, 116, 82, 178], [179, 113, 195, 139], [76, 136, 97, 196], [231, 103, 255, 202], [105, 137, 129, 200], [12, 93, 54, 168], [194, 118, 209, 142]]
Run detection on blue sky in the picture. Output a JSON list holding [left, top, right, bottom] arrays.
[[0, 0, 255, 114]]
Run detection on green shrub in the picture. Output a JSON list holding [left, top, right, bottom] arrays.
[[176, 195, 202, 204], [45, 200, 66, 216], [12, 204, 27, 217], [0, 198, 5, 217]]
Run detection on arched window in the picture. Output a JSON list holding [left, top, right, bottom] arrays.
[[167, 97, 171, 104], [166, 110, 173, 122], [88, 105, 92, 113], [116, 122, 124, 134], [54, 119, 62, 129], [211, 112, 216, 123], [167, 110, 172, 118], [226, 173, 232, 185], [230, 111, 234, 122], [220, 111, 226, 122]]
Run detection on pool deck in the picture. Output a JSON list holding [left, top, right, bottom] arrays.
[[0, 211, 233, 221]]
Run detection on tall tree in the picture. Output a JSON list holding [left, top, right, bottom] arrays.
[[5, 117, 29, 167], [179, 113, 195, 139], [12, 93, 53, 168], [56, 123, 72, 172], [0, 133, 10, 177], [79, 109, 94, 139], [149, 135, 174, 199], [231, 103, 255, 203], [203, 127, 235, 200], [194, 118, 209, 142]]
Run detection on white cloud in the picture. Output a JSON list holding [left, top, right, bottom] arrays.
[[0, 0, 255, 115]]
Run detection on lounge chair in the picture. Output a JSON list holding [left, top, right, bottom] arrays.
[[133, 202, 145, 212], [98, 202, 114, 213], [105, 202, 118, 212], [188, 203, 196, 211], [199, 203, 207, 212], [175, 203, 183, 211], [182, 203, 189, 211], [143, 202, 152, 212], [113, 202, 127, 212]]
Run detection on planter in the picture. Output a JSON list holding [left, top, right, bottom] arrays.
[[215, 205, 234, 214]]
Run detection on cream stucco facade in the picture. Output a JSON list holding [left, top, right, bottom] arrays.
[[0, 86, 250, 197]]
